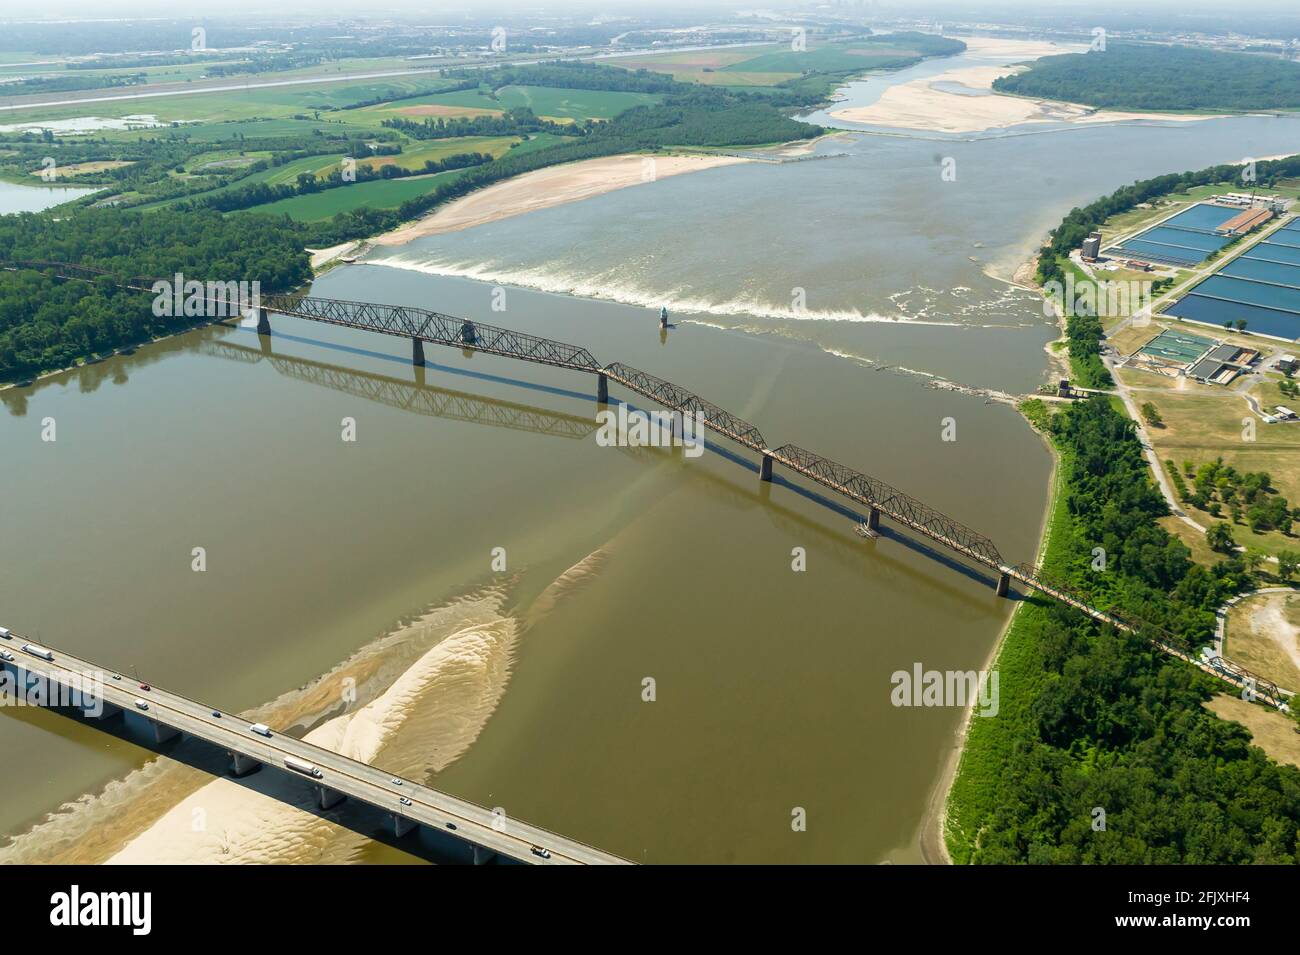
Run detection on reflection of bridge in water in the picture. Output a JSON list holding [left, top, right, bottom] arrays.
[[203, 334, 999, 616], [199, 338, 601, 441], [5, 259, 1287, 708]]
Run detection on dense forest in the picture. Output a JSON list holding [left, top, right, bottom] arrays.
[[949, 397, 1300, 863], [0, 211, 310, 381], [994, 42, 1300, 111]]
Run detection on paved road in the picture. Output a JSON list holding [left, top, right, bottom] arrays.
[[0, 631, 630, 865]]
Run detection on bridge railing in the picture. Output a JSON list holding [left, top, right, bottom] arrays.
[[2, 259, 120, 283]]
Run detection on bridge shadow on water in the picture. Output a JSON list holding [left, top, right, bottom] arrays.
[[213, 324, 1007, 607]]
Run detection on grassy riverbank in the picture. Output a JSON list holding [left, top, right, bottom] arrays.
[[944, 408, 1067, 863]]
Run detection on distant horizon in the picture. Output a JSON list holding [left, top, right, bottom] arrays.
[[6, 0, 1300, 26]]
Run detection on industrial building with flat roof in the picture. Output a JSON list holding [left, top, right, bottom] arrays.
[[1125, 328, 1258, 384], [1216, 207, 1273, 235]]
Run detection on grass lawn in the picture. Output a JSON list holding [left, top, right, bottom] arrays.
[[1139, 391, 1300, 554], [1222, 592, 1300, 692], [1204, 694, 1300, 768], [1251, 374, 1300, 413], [236, 167, 470, 221], [1157, 514, 1222, 566], [1109, 322, 1163, 356], [185, 149, 272, 172], [501, 132, 568, 156], [1144, 391, 1300, 496]]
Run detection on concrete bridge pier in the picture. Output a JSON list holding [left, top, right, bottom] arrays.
[[148, 719, 180, 744], [316, 785, 345, 810], [391, 813, 417, 838], [255, 307, 270, 336], [81, 701, 122, 721], [759, 453, 773, 483], [867, 507, 880, 533], [412, 337, 425, 367], [996, 572, 1011, 598], [597, 372, 609, 404], [228, 752, 261, 777], [473, 844, 497, 866]]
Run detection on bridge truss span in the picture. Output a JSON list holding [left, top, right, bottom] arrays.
[[602, 361, 767, 452], [770, 443, 1005, 568], [264, 293, 603, 373]]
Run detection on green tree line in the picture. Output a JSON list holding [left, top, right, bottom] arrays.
[[0, 210, 310, 381], [948, 397, 1300, 863], [994, 42, 1300, 111]]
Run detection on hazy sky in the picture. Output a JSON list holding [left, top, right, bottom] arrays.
[[2, 0, 1298, 23]]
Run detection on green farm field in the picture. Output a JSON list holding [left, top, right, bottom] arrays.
[[237, 167, 471, 221], [374, 84, 661, 121]]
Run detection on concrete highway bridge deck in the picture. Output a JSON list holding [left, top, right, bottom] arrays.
[[2, 259, 1288, 710], [0, 628, 630, 865]]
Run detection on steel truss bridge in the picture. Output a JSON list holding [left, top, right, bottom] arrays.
[[5, 259, 1286, 708]]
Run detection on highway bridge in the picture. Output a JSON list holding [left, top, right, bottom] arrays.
[[0, 627, 630, 865], [2, 258, 1287, 708]]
